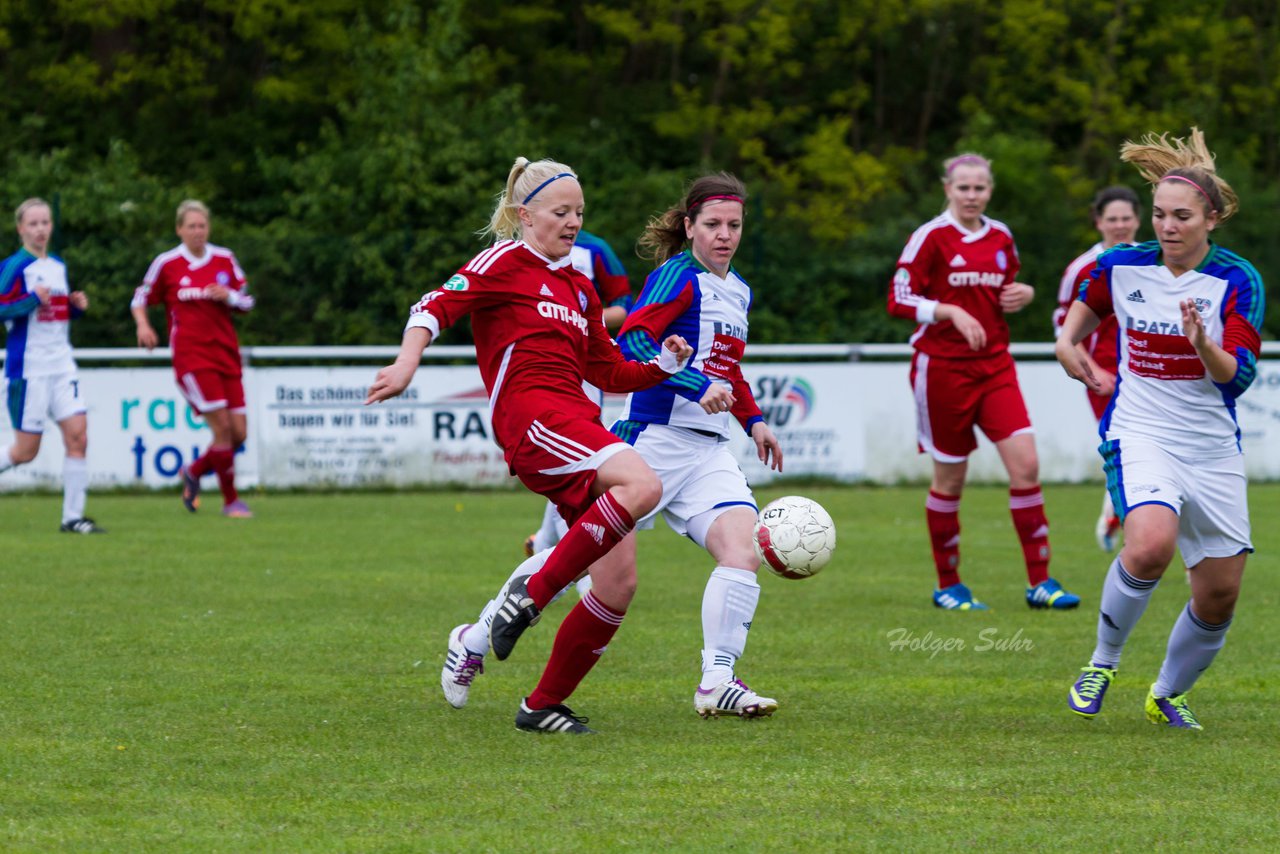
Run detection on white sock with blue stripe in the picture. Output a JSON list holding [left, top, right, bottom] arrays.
[[699, 566, 760, 690], [1091, 557, 1158, 668], [1153, 603, 1231, 697]]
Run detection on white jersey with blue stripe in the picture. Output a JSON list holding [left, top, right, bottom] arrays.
[[617, 252, 754, 439], [0, 251, 77, 379]]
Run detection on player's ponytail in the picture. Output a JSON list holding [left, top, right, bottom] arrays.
[[483, 157, 579, 241], [639, 172, 747, 267], [1120, 128, 1237, 223]]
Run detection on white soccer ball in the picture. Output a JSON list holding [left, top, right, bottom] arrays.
[[752, 495, 837, 579]]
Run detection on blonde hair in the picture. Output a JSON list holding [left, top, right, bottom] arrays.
[[14, 197, 50, 226], [942, 152, 992, 183], [1119, 128, 1237, 222], [176, 199, 210, 228], [638, 172, 748, 267], [483, 157, 579, 241]]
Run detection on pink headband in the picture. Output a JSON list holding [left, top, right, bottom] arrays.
[[689, 193, 744, 211], [946, 155, 989, 175], [1160, 175, 1216, 210]]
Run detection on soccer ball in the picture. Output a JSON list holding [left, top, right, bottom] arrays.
[[753, 496, 837, 579]]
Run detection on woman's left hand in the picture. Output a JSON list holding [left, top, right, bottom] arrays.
[[1181, 298, 1208, 351], [1000, 282, 1034, 313], [751, 421, 784, 472]]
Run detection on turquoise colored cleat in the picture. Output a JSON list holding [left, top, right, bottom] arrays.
[[1027, 577, 1081, 609], [932, 582, 988, 611]]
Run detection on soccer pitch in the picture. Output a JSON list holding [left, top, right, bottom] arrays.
[[2, 485, 1277, 851]]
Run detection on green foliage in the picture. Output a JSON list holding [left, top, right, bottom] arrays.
[[0, 0, 1276, 346]]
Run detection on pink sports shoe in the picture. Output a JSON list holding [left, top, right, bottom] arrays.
[[222, 499, 253, 518]]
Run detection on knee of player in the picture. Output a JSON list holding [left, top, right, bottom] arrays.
[[626, 470, 663, 516]]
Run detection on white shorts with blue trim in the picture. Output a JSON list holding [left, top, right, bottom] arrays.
[[6, 372, 86, 434], [1101, 438, 1252, 568], [615, 421, 756, 546]]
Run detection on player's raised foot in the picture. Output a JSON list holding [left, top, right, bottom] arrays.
[[441, 624, 484, 709], [222, 500, 253, 518], [180, 465, 201, 513], [489, 575, 540, 661], [1068, 663, 1116, 718], [523, 533, 536, 558], [60, 517, 106, 534], [1027, 577, 1081, 610], [1095, 510, 1121, 552], [932, 582, 988, 611], [1145, 685, 1203, 730], [694, 677, 778, 719], [515, 699, 596, 734]]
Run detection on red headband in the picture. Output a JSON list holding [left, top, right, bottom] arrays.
[[689, 194, 744, 212], [1160, 175, 1216, 210]]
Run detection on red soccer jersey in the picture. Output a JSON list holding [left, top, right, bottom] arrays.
[[1053, 242, 1118, 372], [887, 210, 1021, 360], [406, 240, 680, 455], [133, 244, 254, 376]]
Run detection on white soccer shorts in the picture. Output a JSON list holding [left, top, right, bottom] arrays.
[[6, 372, 86, 433]]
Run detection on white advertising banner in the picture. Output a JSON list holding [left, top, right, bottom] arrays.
[[3, 359, 1280, 490]]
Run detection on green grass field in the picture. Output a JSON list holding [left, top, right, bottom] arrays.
[[2, 484, 1278, 852]]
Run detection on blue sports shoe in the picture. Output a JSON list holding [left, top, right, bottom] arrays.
[[1027, 577, 1081, 609], [1068, 663, 1116, 717], [1145, 685, 1203, 730], [932, 582, 988, 611]]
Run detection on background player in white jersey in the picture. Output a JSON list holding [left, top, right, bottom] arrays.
[[0, 198, 103, 533], [523, 229, 633, 561], [442, 174, 782, 719], [1053, 186, 1142, 553], [887, 153, 1077, 611], [368, 157, 694, 734], [1058, 129, 1264, 730]]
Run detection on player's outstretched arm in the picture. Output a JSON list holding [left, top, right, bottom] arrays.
[[366, 327, 432, 404]]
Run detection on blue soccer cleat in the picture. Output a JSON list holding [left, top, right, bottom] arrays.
[[932, 582, 988, 611], [1027, 577, 1081, 609], [1068, 663, 1116, 718], [1145, 685, 1203, 730]]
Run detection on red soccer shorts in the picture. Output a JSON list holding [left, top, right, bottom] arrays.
[[910, 350, 1032, 462], [508, 409, 631, 525], [178, 369, 246, 414]]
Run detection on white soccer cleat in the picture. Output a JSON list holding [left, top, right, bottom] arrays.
[[694, 677, 778, 718], [441, 624, 485, 709]]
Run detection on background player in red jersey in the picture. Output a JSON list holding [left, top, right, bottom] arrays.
[[887, 152, 1079, 611], [366, 157, 699, 734], [131, 200, 256, 518], [1053, 186, 1141, 553]]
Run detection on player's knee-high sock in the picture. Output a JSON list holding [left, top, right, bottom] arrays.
[[1091, 557, 1158, 668], [0, 445, 14, 474], [62, 456, 88, 523], [526, 590, 624, 709], [926, 490, 961, 588], [532, 501, 566, 554], [526, 491, 634, 610], [1010, 486, 1051, 586], [699, 566, 761, 690], [206, 445, 238, 504], [1153, 603, 1231, 697], [188, 444, 215, 478]]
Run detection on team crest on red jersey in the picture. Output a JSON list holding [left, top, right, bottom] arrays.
[[443, 274, 469, 291], [995, 250, 1008, 271]]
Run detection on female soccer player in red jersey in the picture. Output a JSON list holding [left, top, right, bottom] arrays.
[[1060, 129, 1264, 730], [1053, 186, 1141, 553], [132, 201, 256, 518], [887, 153, 1079, 611], [367, 157, 695, 734]]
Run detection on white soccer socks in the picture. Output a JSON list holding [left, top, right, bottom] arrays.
[[699, 566, 761, 690]]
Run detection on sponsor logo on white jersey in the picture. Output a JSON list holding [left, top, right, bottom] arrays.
[[949, 253, 967, 267], [1126, 316, 1183, 335], [582, 522, 605, 545], [540, 283, 555, 297], [947, 271, 1004, 287], [1126, 289, 1145, 302], [538, 301, 589, 334]]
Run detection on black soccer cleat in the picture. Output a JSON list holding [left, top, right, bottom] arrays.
[[60, 517, 106, 534], [515, 700, 596, 734], [489, 575, 541, 661]]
